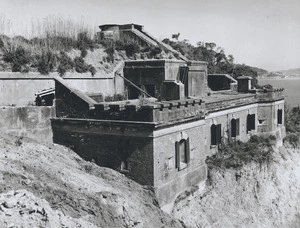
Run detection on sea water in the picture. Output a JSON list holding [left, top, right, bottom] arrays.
[[258, 78, 300, 107]]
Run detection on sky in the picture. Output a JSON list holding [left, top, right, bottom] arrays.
[[0, 0, 299, 71]]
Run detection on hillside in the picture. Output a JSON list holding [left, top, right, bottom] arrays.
[[0, 134, 184, 227], [1, 133, 300, 227], [0, 32, 268, 81], [249, 66, 268, 76], [173, 144, 300, 227], [0, 34, 176, 77], [278, 68, 300, 77]]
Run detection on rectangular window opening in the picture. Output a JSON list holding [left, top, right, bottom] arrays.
[[231, 118, 240, 137], [211, 124, 222, 146], [175, 138, 190, 170], [278, 109, 283, 125], [247, 114, 255, 132]]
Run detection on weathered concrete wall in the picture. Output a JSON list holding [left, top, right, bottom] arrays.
[[51, 118, 155, 185], [257, 99, 285, 134], [0, 106, 55, 143], [0, 72, 117, 106], [123, 60, 186, 100], [0, 73, 54, 106], [153, 119, 207, 207], [187, 61, 208, 98], [205, 104, 258, 156]]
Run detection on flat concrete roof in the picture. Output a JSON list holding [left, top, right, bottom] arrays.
[[203, 92, 255, 104]]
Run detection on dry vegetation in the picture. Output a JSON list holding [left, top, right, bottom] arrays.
[[0, 16, 176, 77]]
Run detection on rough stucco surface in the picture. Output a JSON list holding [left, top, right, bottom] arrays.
[[0, 72, 117, 106], [153, 120, 207, 206], [0, 106, 55, 143]]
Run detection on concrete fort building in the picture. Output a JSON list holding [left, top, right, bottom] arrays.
[[51, 24, 285, 210]]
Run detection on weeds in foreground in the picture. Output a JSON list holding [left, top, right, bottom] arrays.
[[206, 135, 276, 170]]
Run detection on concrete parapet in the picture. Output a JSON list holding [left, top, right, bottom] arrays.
[[206, 95, 257, 112], [256, 88, 284, 101], [94, 98, 205, 124]]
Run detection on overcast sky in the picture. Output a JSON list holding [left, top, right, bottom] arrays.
[[0, 0, 299, 71]]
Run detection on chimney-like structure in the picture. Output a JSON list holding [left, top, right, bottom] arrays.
[[237, 76, 252, 93]]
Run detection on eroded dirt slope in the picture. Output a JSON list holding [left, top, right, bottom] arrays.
[[0, 135, 184, 228], [173, 144, 300, 227]]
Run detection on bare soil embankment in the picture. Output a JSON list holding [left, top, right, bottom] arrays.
[[0, 135, 184, 228], [172, 144, 300, 227], [1, 133, 300, 227]]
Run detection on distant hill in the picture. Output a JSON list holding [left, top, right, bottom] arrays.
[[249, 66, 268, 76], [278, 68, 300, 76]]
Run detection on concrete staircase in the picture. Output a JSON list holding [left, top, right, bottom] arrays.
[[129, 28, 189, 62]]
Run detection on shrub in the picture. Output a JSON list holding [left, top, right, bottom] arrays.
[[149, 46, 162, 58], [57, 51, 74, 76], [80, 48, 88, 58], [284, 133, 299, 147], [12, 63, 22, 72], [89, 66, 96, 76], [101, 40, 115, 63], [3, 46, 31, 72], [77, 31, 95, 52], [37, 51, 57, 75], [0, 38, 4, 49], [206, 135, 276, 170], [115, 39, 141, 57], [74, 56, 89, 73], [3, 51, 15, 63]]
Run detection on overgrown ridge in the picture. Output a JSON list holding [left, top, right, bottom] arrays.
[[0, 135, 184, 228]]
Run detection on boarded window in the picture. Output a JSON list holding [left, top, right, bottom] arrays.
[[277, 109, 283, 124], [175, 138, 190, 170], [247, 114, 255, 132], [231, 118, 240, 137], [211, 124, 222, 145]]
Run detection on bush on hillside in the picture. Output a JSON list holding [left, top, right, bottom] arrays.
[[89, 66, 96, 76], [3, 46, 32, 72], [37, 51, 57, 75], [206, 135, 276, 170], [57, 51, 74, 76], [0, 38, 4, 49], [283, 105, 300, 147], [74, 56, 96, 76], [76, 32, 95, 58], [115, 39, 141, 57], [101, 40, 115, 63], [74, 56, 89, 73]]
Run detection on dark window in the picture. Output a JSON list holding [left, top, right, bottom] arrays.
[[247, 114, 255, 132], [175, 138, 190, 170], [144, 85, 155, 97], [277, 109, 283, 124], [231, 118, 240, 137], [211, 124, 222, 145], [127, 85, 141, 99]]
